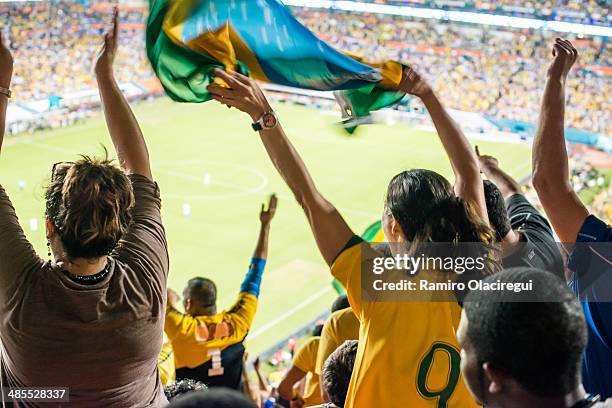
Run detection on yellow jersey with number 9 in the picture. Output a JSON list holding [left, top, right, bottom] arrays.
[[332, 239, 480, 408]]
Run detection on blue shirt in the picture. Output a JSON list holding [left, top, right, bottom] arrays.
[[568, 215, 612, 398], [240, 257, 267, 297]]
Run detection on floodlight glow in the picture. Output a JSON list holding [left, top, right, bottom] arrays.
[[282, 0, 612, 37]]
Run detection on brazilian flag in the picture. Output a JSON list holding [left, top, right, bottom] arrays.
[[332, 220, 385, 295], [361, 220, 385, 243], [146, 0, 406, 122]]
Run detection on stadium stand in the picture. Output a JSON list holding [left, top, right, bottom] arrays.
[[2, 1, 610, 138], [293, 7, 611, 136], [2, 2, 152, 102]]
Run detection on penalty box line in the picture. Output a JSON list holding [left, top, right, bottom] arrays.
[[248, 285, 334, 341]]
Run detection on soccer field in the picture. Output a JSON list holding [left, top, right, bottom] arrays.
[[0, 98, 532, 355]]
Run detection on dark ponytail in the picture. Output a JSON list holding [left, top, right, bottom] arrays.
[[414, 195, 492, 244], [385, 169, 499, 276]]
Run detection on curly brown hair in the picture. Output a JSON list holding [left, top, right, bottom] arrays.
[[45, 154, 135, 259]]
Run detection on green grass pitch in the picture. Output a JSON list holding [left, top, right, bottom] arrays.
[[0, 98, 532, 355]]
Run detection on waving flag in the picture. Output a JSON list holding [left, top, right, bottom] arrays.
[[361, 220, 385, 243], [332, 219, 386, 294], [146, 0, 406, 123]]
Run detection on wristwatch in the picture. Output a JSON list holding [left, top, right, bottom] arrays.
[[0, 86, 11, 98], [251, 111, 278, 131]]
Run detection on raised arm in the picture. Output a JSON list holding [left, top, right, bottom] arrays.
[[475, 147, 522, 200], [207, 69, 354, 266], [531, 39, 588, 243], [253, 194, 278, 260], [252, 357, 270, 394], [277, 365, 306, 406], [95, 9, 152, 179], [0, 32, 13, 153], [0, 32, 44, 301], [400, 68, 488, 223], [233, 195, 278, 303]]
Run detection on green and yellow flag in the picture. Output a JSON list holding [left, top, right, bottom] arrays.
[[332, 220, 385, 295], [146, 0, 406, 122], [361, 220, 385, 243]]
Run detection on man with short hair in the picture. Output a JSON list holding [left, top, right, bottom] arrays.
[[308, 340, 359, 408], [458, 267, 612, 407], [477, 148, 564, 280], [321, 340, 358, 408], [330, 295, 350, 313], [165, 195, 277, 389]]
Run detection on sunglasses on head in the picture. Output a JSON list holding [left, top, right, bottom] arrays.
[[51, 161, 75, 182]]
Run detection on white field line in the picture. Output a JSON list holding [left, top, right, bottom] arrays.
[[248, 285, 333, 341], [22, 142, 381, 218]]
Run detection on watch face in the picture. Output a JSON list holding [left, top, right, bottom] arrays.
[[262, 112, 277, 128]]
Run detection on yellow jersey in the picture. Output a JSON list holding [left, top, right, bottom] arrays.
[[164, 292, 258, 388], [315, 308, 360, 376], [164, 257, 266, 389], [332, 240, 480, 408], [293, 337, 324, 406], [158, 340, 176, 386]]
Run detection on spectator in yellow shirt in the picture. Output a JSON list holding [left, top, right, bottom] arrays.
[[278, 295, 351, 406], [314, 307, 360, 375], [277, 325, 323, 407], [165, 195, 277, 390], [208, 66, 494, 407]]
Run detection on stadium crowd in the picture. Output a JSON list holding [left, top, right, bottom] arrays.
[[0, 4, 610, 408], [1, 1, 152, 102], [519, 151, 611, 222], [293, 8, 611, 136], [2, 2, 610, 137]]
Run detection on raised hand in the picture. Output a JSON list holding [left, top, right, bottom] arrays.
[[0, 32, 13, 88], [210, 69, 354, 266], [532, 38, 588, 243], [475, 146, 522, 198], [398, 66, 432, 98], [95, 8, 119, 78], [207, 68, 272, 121], [475, 146, 499, 171], [547, 38, 578, 81], [259, 194, 278, 226], [95, 6, 151, 179], [167, 288, 180, 308]]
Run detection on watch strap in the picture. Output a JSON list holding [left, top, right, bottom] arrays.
[[251, 111, 276, 131], [0, 86, 11, 98]]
